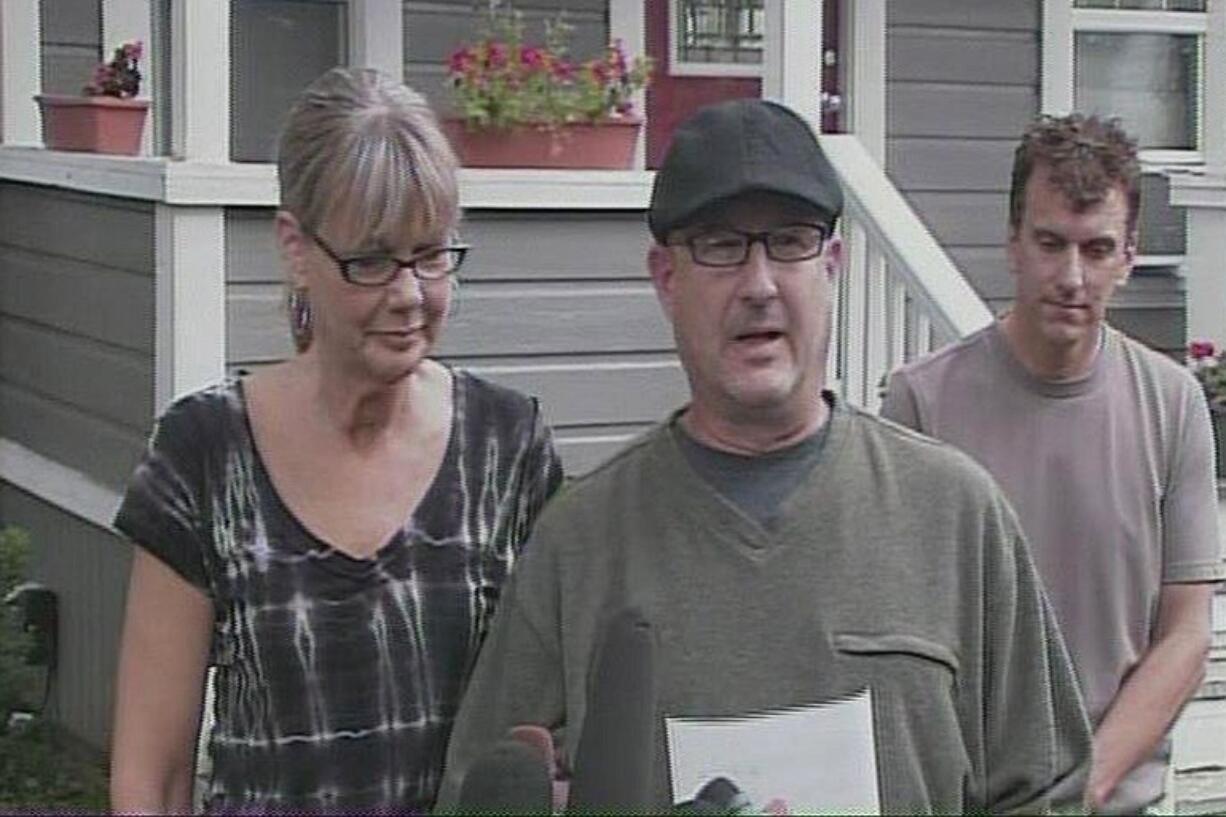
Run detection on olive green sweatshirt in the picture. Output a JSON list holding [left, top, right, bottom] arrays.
[[438, 403, 1091, 814]]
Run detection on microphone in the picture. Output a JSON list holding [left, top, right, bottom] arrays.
[[566, 607, 657, 814], [454, 737, 552, 815]]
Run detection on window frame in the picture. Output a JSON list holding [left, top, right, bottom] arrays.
[[668, 0, 766, 78]]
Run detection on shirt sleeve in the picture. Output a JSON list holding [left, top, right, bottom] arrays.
[[979, 497, 1093, 814], [112, 397, 211, 592], [436, 521, 568, 812], [880, 368, 925, 432], [511, 398, 564, 553], [1161, 380, 1226, 583]]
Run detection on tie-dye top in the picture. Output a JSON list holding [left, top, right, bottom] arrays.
[[113, 370, 563, 814]]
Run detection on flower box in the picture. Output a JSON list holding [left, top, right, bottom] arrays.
[[36, 95, 149, 155], [443, 117, 640, 170]]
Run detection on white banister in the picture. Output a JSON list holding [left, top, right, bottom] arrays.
[[820, 133, 994, 342]]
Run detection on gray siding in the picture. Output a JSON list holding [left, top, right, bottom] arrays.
[[0, 485, 131, 752], [0, 183, 155, 491], [403, 0, 607, 118], [885, 0, 1185, 355], [39, 0, 101, 97], [886, 0, 1039, 317], [225, 208, 686, 474]]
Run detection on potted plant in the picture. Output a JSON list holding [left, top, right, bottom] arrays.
[[35, 40, 149, 155], [445, 3, 652, 169], [1189, 339, 1226, 479]]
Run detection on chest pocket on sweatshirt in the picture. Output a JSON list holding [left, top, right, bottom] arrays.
[[832, 632, 968, 813]]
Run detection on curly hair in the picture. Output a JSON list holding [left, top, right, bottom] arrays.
[[1008, 113, 1140, 235]]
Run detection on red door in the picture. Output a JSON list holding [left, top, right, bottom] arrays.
[[644, 0, 842, 168]]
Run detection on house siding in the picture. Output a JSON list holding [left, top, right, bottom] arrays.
[[225, 208, 686, 474], [0, 485, 131, 752], [885, 0, 1186, 356], [39, 0, 101, 97], [0, 182, 153, 752], [0, 183, 154, 490]]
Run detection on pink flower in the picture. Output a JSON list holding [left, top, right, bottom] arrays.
[[608, 40, 628, 76], [551, 59, 574, 81], [1190, 340, 1218, 361], [587, 61, 610, 85], [123, 40, 143, 62], [486, 41, 508, 70], [448, 46, 476, 76], [520, 46, 546, 71]]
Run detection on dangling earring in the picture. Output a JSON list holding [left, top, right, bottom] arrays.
[[446, 276, 461, 318], [288, 287, 313, 352]]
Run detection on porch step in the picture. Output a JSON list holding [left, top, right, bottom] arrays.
[[1175, 765, 1226, 816]]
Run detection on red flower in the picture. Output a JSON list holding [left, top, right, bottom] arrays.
[[448, 46, 476, 76], [551, 59, 575, 81], [520, 46, 546, 71], [486, 41, 508, 70], [1190, 340, 1218, 361]]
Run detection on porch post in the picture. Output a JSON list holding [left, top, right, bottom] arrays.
[[349, 0, 404, 78], [760, 0, 822, 126], [0, 0, 41, 146], [156, 0, 229, 410], [609, 0, 647, 168]]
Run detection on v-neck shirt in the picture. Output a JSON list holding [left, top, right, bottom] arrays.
[[114, 370, 563, 813]]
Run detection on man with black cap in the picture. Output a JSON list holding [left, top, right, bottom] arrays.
[[436, 99, 1091, 814]]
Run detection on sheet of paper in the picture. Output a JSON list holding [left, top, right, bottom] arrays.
[[666, 688, 879, 814]]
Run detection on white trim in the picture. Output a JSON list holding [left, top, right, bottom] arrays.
[[102, 0, 154, 155], [1141, 149, 1206, 166], [0, 438, 122, 532], [669, 0, 765, 78], [761, 0, 822, 125], [609, 0, 647, 169], [1041, 0, 1075, 114], [0, 0, 41, 146], [820, 134, 994, 340], [171, 0, 229, 161], [348, 0, 403, 77], [0, 147, 656, 209], [1133, 253, 1186, 268], [1072, 8, 1208, 34], [155, 205, 227, 411], [844, 0, 886, 161], [1170, 171, 1226, 207], [1205, 0, 1226, 171]]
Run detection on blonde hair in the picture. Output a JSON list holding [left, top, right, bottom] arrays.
[[276, 68, 460, 351]]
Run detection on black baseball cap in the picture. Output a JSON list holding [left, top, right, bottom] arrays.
[[648, 98, 844, 242]]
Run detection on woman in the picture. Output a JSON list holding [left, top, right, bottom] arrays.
[[109, 68, 563, 813]]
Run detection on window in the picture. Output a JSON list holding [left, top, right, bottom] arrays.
[[670, 0, 765, 77], [230, 0, 349, 163], [1045, 0, 1212, 272]]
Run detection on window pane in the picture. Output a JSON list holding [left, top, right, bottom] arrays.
[[39, 0, 101, 96], [1075, 32, 1199, 150], [231, 0, 348, 163], [677, 0, 764, 66], [1137, 174, 1185, 256]]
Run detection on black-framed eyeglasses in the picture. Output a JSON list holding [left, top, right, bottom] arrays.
[[676, 223, 831, 268], [306, 230, 469, 287]]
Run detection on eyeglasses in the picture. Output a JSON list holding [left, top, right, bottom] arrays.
[[676, 223, 831, 268], [306, 230, 469, 287]]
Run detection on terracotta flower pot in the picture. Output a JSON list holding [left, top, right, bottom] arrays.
[[35, 94, 149, 155], [443, 118, 641, 170]]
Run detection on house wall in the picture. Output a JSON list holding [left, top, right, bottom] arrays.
[[884, 0, 1187, 358], [39, 0, 101, 96], [225, 207, 688, 474], [0, 485, 131, 751], [0, 181, 152, 750]]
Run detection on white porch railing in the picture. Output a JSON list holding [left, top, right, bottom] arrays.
[[819, 134, 995, 412]]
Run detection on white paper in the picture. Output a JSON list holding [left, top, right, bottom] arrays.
[[666, 688, 879, 814]]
